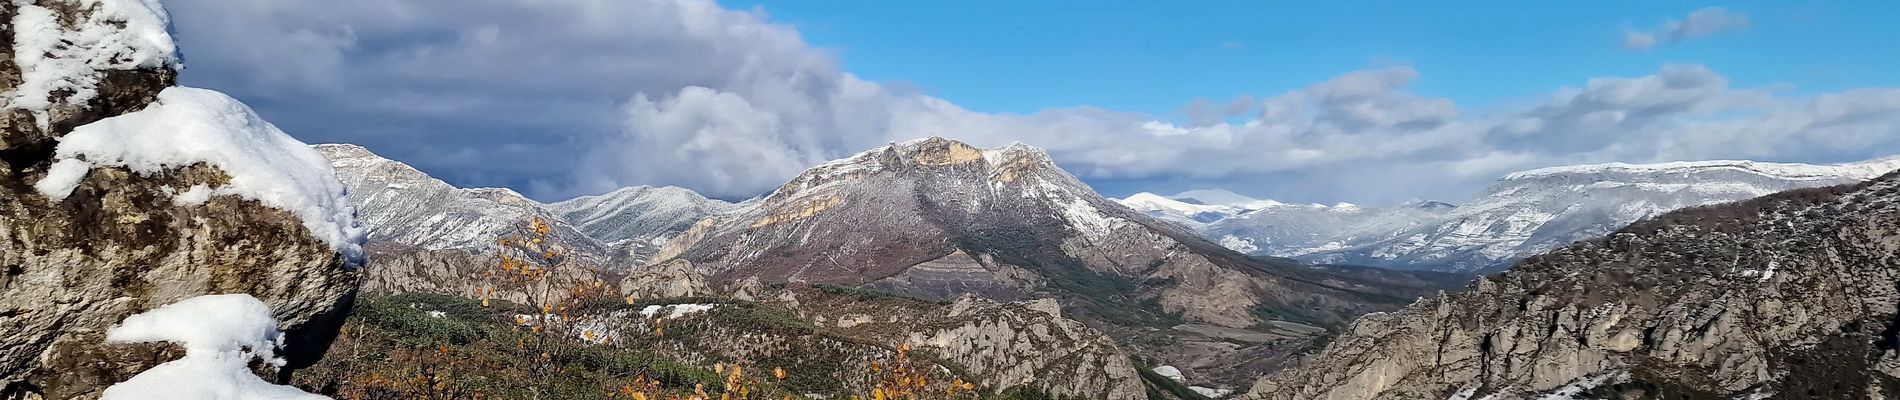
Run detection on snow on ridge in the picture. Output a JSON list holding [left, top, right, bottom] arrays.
[[1503, 157, 1900, 182], [1120, 192, 1232, 215], [1173, 188, 1282, 209], [7, 0, 178, 128], [38, 87, 366, 262]]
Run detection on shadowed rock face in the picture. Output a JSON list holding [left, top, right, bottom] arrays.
[[1246, 172, 1900, 399], [0, 1, 359, 398]]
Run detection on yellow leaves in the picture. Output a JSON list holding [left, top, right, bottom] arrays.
[[531, 217, 551, 236], [772, 367, 786, 380], [873, 387, 887, 400], [624, 295, 639, 305]]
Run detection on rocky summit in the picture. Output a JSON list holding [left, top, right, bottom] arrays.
[[0, 1, 361, 398], [1244, 170, 1900, 399], [655, 137, 1469, 387]]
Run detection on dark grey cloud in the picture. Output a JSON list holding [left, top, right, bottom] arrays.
[[163, 0, 1900, 205]]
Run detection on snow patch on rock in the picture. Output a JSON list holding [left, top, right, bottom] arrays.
[[1151, 365, 1184, 381], [37, 87, 365, 261], [6, 0, 178, 128], [100, 294, 329, 400], [640, 303, 715, 319]]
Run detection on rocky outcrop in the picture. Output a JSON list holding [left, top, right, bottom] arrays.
[[1245, 172, 1900, 399], [360, 242, 611, 306], [618, 258, 710, 298], [771, 287, 1146, 399], [906, 296, 1144, 399], [0, 1, 360, 398], [357, 242, 488, 298]]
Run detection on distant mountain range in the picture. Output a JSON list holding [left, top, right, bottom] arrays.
[[319, 138, 1900, 392], [317, 143, 735, 271], [1121, 157, 1900, 272], [318, 138, 1466, 390]]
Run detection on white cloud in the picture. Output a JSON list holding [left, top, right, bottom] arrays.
[[164, 0, 1900, 203], [1624, 7, 1750, 50]]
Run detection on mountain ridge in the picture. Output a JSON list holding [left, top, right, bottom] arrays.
[[1173, 156, 1900, 272]]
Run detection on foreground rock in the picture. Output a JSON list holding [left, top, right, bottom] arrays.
[[1246, 171, 1900, 399], [0, 1, 361, 398]]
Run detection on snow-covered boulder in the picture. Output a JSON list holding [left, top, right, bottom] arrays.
[[0, 0, 362, 398]]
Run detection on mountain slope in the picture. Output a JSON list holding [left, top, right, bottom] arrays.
[[1208, 157, 1900, 272], [546, 185, 737, 260], [1201, 201, 1450, 257], [1245, 170, 1900, 399], [316, 143, 605, 258], [659, 137, 1464, 331]]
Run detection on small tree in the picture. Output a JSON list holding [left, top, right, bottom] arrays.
[[856, 343, 978, 400], [480, 217, 613, 372]]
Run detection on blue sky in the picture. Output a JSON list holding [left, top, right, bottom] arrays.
[[724, 1, 1897, 116], [165, 0, 1900, 204]]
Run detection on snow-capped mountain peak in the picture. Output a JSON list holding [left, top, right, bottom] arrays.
[[1171, 188, 1283, 209], [1115, 188, 1291, 225]]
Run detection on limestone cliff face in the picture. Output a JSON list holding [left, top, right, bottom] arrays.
[[1245, 172, 1900, 399], [0, 1, 360, 398]]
